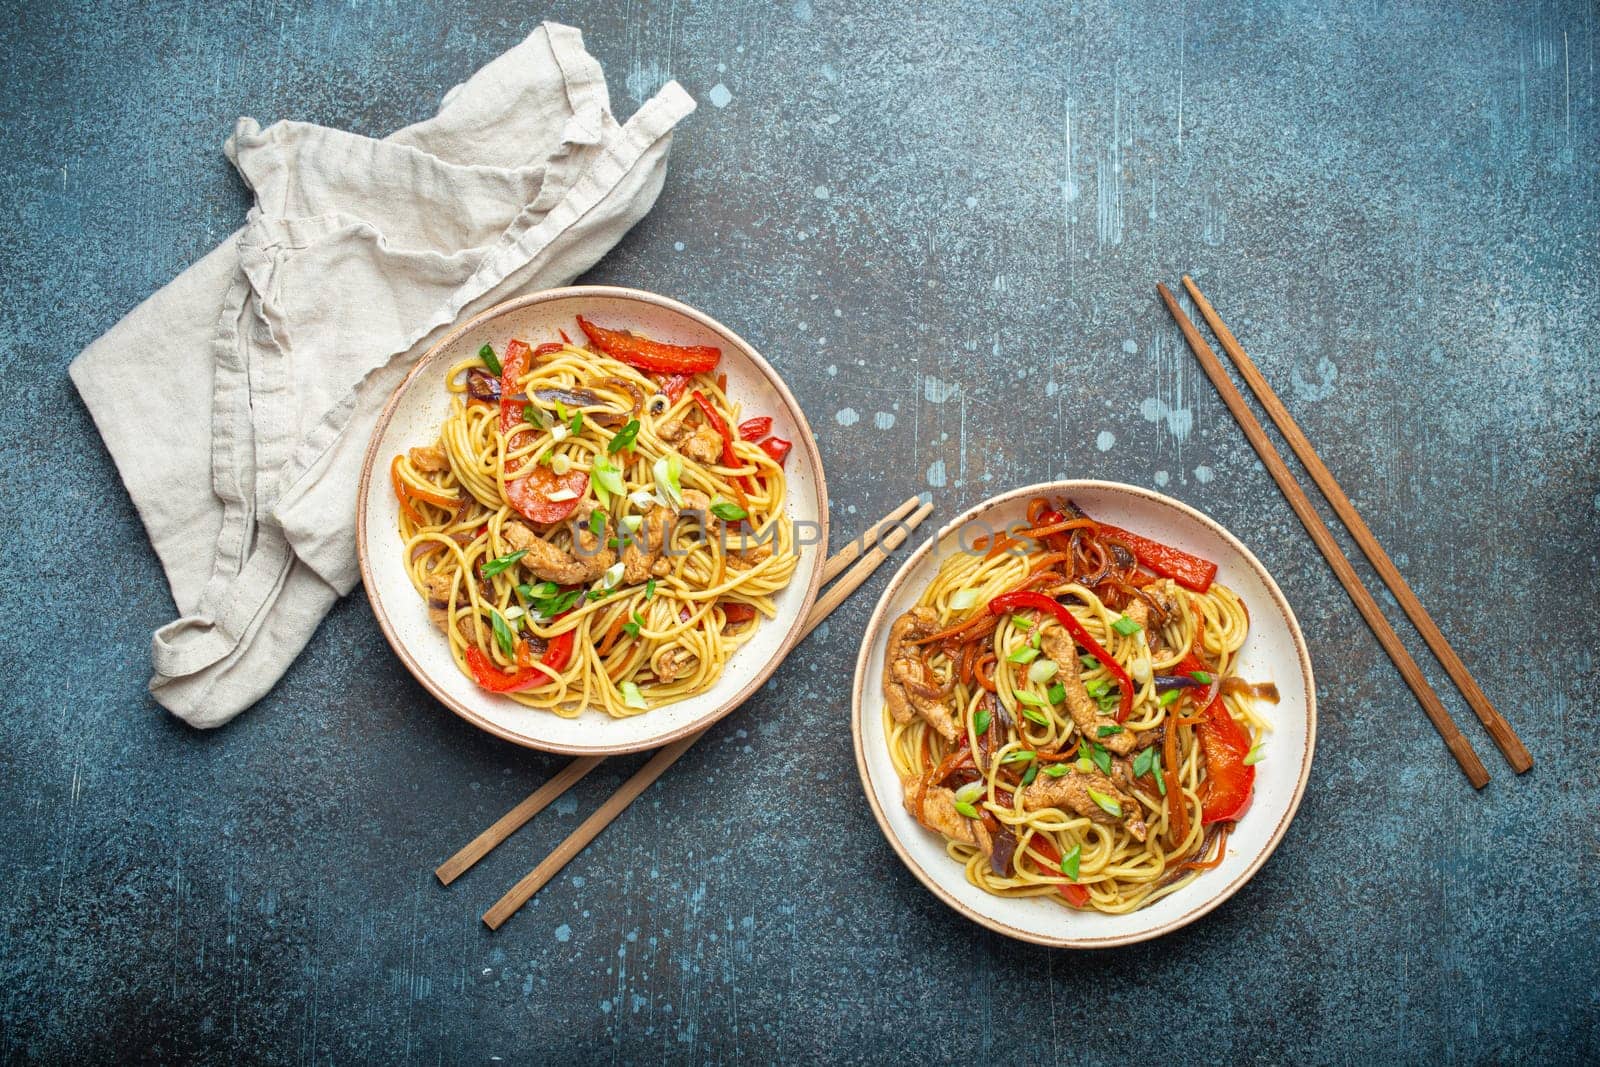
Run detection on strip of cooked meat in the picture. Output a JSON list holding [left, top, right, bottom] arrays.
[[621, 489, 710, 583], [1022, 770, 1146, 841], [883, 607, 961, 742], [408, 444, 451, 472], [503, 513, 615, 585], [904, 782, 993, 855], [1040, 623, 1139, 756]]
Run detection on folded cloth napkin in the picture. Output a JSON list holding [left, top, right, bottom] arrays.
[[71, 23, 694, 728]]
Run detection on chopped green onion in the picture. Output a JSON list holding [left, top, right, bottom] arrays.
[[1153, 755, 1167, 796], [972, 708, 993, 735], [1009, 615, 1033, 631], [591, 457, 626, 502], [553, 400, 568, 423], [622, 612, 644, 637], [478, 343, 501, 375], [482, 549, 527, 578], [710, 498, 748, 522], [523, 404, 543, 428], [1096, 693, 1119, 714], [1021, 706, 1049, 726], [1027, 659, 1058, 684], [1190, 670, 1213, 685], [549, 422, 570, 443], [608, 418, 641, 453], [1112, 614, 1142, 636], [1133, 747, 1156, 778], [1060, 843, 1081, 880], [551, 453, 572, 475], [1158, 689, 1181, 708], [1046, 682, 1067, 705], [653, 454, 684, 508], [953, 800, 980, 819], [949, 589, 979, 612], [953, 780, 985, 805], [569, 411, 584, 435], [1000, 750, 1035, 765], [1080, 654, 1098, 669], [620, 681, 647, 709], [1044, 763, 1070, 778], [1097, 725, 1124, 737], [1084, 678, 1109, 698], [1029, 630, 1043, 650], [644, 578, 657, 600], [1086, 788, 1123, 817], [1019, 762, 1039, 787], [1076, 757, 1094, 773], [1083, 739, 1111, 775], [490, 611, 514, 657], [518, 580, 558, 600], [1243, 742, 1266, 766], [599, 561, 625, 590], [589, 510, 606, 538], [1006, 646, 1040, 665], [619, 514, 643, 534], [1013, 690, 1047, 708]]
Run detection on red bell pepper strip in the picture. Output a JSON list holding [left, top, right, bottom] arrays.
[[758, 436, 792, 467], [537, 629, 576, 672], [1182, 667, 1254, 824], [988, 590, 1134, 722], [499, 339, 532, 433], [532, 341, 565, 357], [465, 648, 551, 693], [657, 374, 692, 403], [720, 602, 758, 624], [737, 416, 772, 441], [1094, 522, 1218, 593], [577, 315, 721, 374], [1020, 833, 1091, 907], [505, 466, 588, 524]]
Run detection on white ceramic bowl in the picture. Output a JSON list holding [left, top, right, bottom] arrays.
[[358, 287, 828, 755], [852, 480, 1315, 947]]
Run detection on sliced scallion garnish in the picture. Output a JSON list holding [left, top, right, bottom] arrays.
[[1006, 646, 1040, 665], [1111, 614, 1142, 636], [1060, 843, 1081, 880], [972, 708, 993, 735], [482, 549, 527, 578], [1021, 706, 1049, 726], [620, 681, 646, 709], [1086, 788, 1123, 817], [490, 611, 514, 656], [1027, 659, 1058, 684], [479, 343, 501, 375], [949, 588, 979, 612], [1243, 742, 1266, 766], [608, 418, 641, 454]]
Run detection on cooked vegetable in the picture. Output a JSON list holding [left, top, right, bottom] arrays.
[[577, 315, 721, 374]]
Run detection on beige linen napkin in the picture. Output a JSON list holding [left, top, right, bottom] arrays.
[[70, 23, 694, 728]]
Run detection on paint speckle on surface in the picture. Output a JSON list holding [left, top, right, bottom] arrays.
[[554, 924, 572, 943], [707, 82, 732, 109], [813, 185, 829, 200], [1096, 430, 1116, 451], [1154, 469, 1170, 487], [673, 240, 684, 251], [1122, 338, 1139, 354], [926, 459, 947, 488], [924, 375, 958, 403], [1139, 396, 1194, 441], [826, 364, 837, 376], [1194, 464, 1215, 484], [874, 411, 895, 430], [835, 407, 858, 426], [1291, 356, 1339, 402]]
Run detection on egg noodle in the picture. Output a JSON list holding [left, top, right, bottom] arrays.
[[884, 499, 1274, 914], [391, 327, 798, 718]]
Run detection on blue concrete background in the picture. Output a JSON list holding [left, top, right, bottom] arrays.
[[3, 1, 1597, 1062]]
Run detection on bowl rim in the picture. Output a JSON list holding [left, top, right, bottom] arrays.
[[850, 479, 1317, 948], [356, 285, 830, 755]]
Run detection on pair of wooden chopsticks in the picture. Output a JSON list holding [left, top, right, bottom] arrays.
[[1158, 277, 1532, 788], [438, 493, 936, 929]]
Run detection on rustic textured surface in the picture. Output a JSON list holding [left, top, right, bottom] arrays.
[[3, 1, 1597, 1062]]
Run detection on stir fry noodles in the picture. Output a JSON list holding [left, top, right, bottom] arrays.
[[885, 498, 1277, 913], [393, 318, 799, 718]]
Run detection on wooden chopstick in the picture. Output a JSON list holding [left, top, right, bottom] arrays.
[[1156, 282, 1492, 789], [482, 497, 936, 929], [434, 494, 927, 888], [1181, 276, 1532, 775]]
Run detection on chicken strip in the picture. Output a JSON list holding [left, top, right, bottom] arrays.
[[503, 515, 615, 586], [621, 489, 710, 583], [1023, 769, 1146, 841], [1040, 623, 1139, 756], [883, 607, 961, 742], [904, 782, 993, 855]]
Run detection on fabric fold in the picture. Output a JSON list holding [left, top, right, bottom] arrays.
[[69, 22, 694, 728]]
